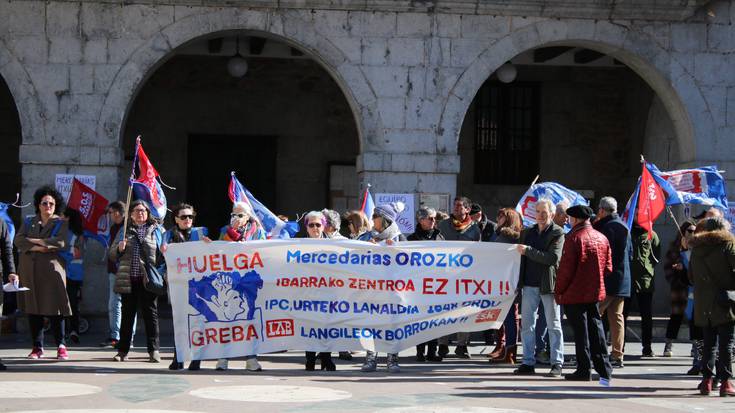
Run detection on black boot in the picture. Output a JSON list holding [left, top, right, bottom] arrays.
[[416, 344, 426, 362], [305, 351, 317, 371], [320, 353, 336, 371]]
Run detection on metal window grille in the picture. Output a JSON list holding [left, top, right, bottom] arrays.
[[474, 82, 540, 185]]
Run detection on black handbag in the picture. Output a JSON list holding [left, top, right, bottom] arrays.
[[133, 234, 167, 296]]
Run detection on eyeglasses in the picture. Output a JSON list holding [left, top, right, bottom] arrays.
[[307, 223, 322, 228], [177, 215, 194, 220], [685, 228, 695, 234], [231, 213, 246, 219], [41, 201, 55, 207], [132, 208, 147, 213]]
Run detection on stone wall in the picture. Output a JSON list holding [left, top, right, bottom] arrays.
[[1, 0, 734, 315]]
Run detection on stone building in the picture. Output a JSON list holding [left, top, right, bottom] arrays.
[[1, 0, 733, 315]]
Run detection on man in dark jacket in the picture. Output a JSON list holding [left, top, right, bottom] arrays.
[[592, 196, 631, 368], [555, 205, 613, 385], [513, 198, 565, 377], [470, 203, 496, 242], [0, 218, 17, 370], [624, 221, 660, 358], [437, 196, 480, 358]]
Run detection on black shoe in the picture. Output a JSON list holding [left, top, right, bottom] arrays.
[[438, 345, 449, 358], [168, 360, 184, 370], [188, 360, 201, 371], [686, 365, 701, 376], [416, 354, 426, 362], [0, 359, 6, 371], [611, 357, 624, 369], [426, 354, 443, 362], [99, 338, 117, 348], [547, 364, 562, 377], [338, 351, 353, 361], [641, 349, 655, 358], [514, 364, 536, 375], [564, 371, 592, 381], [321, 357, 336, 371], [455, 345, 470, 359], [305, 359, 316, 371]]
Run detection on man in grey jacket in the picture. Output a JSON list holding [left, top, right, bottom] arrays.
[[513, 198, 565, 377]]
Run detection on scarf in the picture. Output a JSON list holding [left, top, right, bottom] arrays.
[[170, 227, 191, 244], [452, 214, 474, 232], [227, 221, 259, 242], [371, 221, 402, 242]]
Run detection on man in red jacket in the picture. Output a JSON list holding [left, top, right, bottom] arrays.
[[554, 205, 613, 386]]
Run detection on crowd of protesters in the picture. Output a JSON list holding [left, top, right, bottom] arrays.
[[0, 185, 733, 396]]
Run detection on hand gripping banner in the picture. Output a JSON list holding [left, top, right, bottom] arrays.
[[164, 239, 520, 362]]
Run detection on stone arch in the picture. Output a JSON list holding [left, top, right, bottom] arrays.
[[439, 19, 703, 166], [0, 38, 45, 144], [96, 9, 376, 155]]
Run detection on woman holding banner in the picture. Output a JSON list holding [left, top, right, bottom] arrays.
[[408, 206, 444, 362], [488, 208, 523, 364], [344, 210, 372, 241], [164, 203, 211, 371], [110, 200, 163, 363], [362, 202, 407, 374], [216, 201, 266, 372], [14, 186, 71, 360], [302, 210, 337, 371]]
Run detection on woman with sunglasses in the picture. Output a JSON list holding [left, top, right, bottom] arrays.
[[663, 220, 701, 365], [216, 201, 266, 372], [14, 186, 71, 360], [301, 211, 338, 371], [110, 200, 164, 363], [164, 203, 211, 370]]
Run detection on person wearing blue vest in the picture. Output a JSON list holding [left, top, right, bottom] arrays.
[[164, 203, 210, 371], [60, 208, 85, 345], [14, 186, 72, 360]]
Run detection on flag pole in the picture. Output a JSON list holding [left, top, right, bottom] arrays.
[[666, 206, 685, 240], [121, 136, 141, 239]]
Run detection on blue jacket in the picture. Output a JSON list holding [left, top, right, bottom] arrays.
[[592, 213, 631, 297]]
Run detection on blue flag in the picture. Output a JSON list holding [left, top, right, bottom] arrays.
[[659, 166, 728, 209], [516, 182, 588, 230], [360, 186, 375, 220], [228, 173, 297, 239], [0, 202, 14, 240]]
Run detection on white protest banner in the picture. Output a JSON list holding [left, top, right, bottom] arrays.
[[375, 193, 415, 234], [55, 174, 96, 202], [165, 239, 519, 362]]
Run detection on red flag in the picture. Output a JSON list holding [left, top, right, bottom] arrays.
[[636, 164, 666, 239], [67, 179, 109, 233]]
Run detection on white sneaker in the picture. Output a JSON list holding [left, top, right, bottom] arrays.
[[245, 358, 262, 372], [215, 358, 228, 371]]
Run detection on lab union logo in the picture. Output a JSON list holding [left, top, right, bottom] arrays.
[[189, 270, 264, 322]]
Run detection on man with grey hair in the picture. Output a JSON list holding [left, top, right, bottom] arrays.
[[514, 198, 566, 377], [553, 201, 570, 228], [322, 209, 347, 240], [593, 196, 631, 368]]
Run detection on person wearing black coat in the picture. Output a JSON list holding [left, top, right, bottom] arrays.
[[0, 218, 17, 370], [592, 197, 631, 368], [470, 203, 497, 242], [408, 207, 444, 362]]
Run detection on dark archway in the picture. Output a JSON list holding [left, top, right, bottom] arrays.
[[0, 75, 22, 223], [122, 33, 360, 235]]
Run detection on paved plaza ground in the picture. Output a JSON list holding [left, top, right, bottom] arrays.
[[0, 330, 732, 413]]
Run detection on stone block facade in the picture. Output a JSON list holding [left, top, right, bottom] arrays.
[[0, 0, 733, 314]]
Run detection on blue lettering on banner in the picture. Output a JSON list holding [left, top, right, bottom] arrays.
[[300, 327, 383, 339], [286, 250, 474, 268]]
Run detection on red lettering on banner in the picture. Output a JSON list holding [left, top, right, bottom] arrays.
[[175, 252, 265, 274], [422, 278, 448, 295], [190, 325, 253, 347]]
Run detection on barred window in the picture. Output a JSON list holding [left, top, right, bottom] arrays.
[[474, 82, 540, 185]]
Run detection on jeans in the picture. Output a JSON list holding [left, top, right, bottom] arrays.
[[565, 302, 612, 379], [535, 301, 547, 354], [108, 273, 136, 341], [29, 314, 65, 348], [520, 287, 563, 366], [624, 291, 653, 353], [118, 283, 159, 354], [503, 298, 519, 349], [702, 321, 734, 380], [599, 296, 625, 359]]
